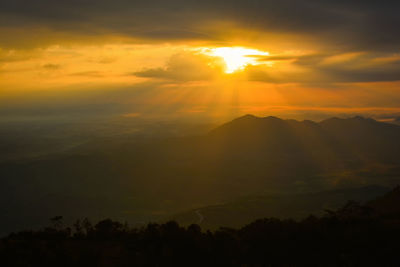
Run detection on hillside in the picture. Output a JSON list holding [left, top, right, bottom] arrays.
[[171, 186, 388, 229]]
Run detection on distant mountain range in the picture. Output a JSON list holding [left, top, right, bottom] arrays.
[[210, 114, 400, 163], [1, 115, 400, 235]]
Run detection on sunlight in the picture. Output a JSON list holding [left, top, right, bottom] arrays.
[[205, 47, 270, 73]]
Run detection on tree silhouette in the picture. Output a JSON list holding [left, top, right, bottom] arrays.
[[2, 191, 400, 266]]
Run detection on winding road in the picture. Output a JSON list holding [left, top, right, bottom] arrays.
[[195, 210, 204, 224]]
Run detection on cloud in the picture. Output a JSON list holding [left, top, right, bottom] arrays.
[[245, 52, 400, 84], [0, 49, 34, 62], [88, 56, 117, 64], [69, 71, 105, 77], [254, 55, 298, 62], [132, 49, 400, 84], [1, 0, 400, 52], [296, 52, 400, 83], [42, 63, 61, 70], [133, 52, 224, 81]]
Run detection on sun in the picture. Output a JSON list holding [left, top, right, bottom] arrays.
[[205, 47, 270, 73]]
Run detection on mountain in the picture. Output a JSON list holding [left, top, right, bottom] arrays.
[[367, 186, 400, 215], [210, 115, 400, 163], [1, 115, 400, 235]]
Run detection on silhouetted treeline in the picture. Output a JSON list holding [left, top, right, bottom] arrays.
[[1, 199, 400, 266]]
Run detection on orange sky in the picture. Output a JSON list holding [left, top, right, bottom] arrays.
[[1, 1, 400, 122]]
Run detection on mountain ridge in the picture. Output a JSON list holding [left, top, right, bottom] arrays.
[[211, 114, 400, 134], [208, 114, 400, 159]]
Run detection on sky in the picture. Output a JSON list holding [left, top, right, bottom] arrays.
[[1, 0, 400, 122]]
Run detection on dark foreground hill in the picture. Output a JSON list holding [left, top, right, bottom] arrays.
[[2, 188, 400, 266], [1, 115, 400, 235]]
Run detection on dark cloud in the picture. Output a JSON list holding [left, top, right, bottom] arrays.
[[42, 63, 61, 70], [70, 71, 105, 77], [294, 53, 400, 83], [1, 0, 400, 52], [246, 52, 400, 83], [319, 62, 400, 83]]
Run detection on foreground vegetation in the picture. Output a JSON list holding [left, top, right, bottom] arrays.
[[2, 196, 400, 266]]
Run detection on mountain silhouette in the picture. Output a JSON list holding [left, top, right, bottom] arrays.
[[208, 114, 400, 163]]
